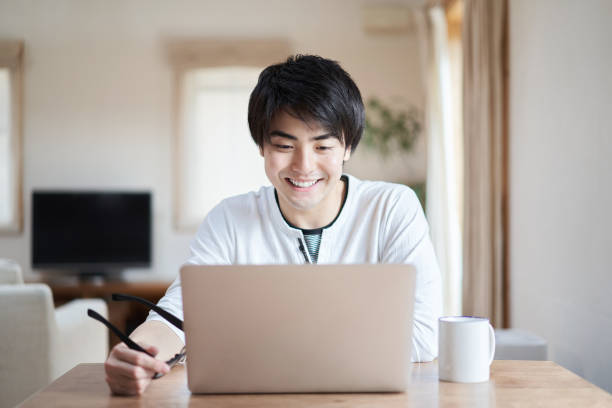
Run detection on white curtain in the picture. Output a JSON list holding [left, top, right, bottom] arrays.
[[416, 7, 463, 316], [176, 67, 267, 231]]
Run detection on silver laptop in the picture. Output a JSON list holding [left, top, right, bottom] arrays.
[[180, 264, 416, 393]]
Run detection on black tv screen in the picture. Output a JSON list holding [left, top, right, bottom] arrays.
[[32, 191, 152, 272]]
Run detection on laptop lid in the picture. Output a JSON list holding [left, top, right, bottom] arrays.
[[180, 264, 416, 393]]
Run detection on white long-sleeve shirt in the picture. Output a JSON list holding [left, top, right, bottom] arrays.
[[148, 174, 442, 362]]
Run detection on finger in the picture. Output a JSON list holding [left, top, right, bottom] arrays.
[[106, 374, 133, 395], [110, 342, 129, 354], [113, 346, 169, 374], [105, 358, 155, 381], [106, 353, 169, 381], [142, 344, 160, 357], [106, 375, 150, 396], [107, 379, 136, 396], [112, 341, 157, 359]]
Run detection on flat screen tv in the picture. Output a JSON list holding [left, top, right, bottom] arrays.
[[32, 191, 152, 275]]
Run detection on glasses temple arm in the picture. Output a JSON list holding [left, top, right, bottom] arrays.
[[87, 309, 151, 356], [111, 293, 183, 331]]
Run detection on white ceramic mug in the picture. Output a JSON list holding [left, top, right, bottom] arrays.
[[438, 316, 496, 383]]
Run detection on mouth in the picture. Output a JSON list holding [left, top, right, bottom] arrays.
[[285, 178, 321, 190]]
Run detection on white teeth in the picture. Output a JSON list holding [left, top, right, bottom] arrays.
[[289, 178, 317, 188]]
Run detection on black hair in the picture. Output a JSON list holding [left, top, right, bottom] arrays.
[[248, 55, 365, 153]]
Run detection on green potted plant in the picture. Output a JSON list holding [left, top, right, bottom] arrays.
[[363, 97, 426, 209]]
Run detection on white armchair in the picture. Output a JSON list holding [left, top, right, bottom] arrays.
[[0, 259, 109, 408]]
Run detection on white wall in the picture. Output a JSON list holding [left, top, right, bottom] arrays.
[[0, 0, 426, 280], [510, 0, 612, 392]]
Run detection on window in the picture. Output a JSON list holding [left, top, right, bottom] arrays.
[[168, 39, 289, 231], [0, 41, 23, 233], [175, 66, 267, 230]]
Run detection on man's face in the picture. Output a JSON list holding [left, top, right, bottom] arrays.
[[260, 110, 351, 228]]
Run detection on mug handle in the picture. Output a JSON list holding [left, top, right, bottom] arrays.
[[488, 322, 496, 365]]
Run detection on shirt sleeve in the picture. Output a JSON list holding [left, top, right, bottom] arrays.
[[380, 187, 442, 362], [146, 202, 233, 343]]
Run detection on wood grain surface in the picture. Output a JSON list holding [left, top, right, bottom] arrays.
[[19, 360, 612, 408]]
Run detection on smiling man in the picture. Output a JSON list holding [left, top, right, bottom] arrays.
[[104, 55, 441, 395]]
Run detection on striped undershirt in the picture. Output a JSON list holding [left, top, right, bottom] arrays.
[[302, 229, 323, 264]]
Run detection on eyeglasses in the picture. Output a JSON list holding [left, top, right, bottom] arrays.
[[87, 293, 186, 379]]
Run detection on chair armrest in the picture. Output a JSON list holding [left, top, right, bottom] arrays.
[[54, 299, 109, 379], [0, 284, 55, 407]]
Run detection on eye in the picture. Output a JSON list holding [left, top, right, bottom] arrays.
[[317, 146, 333, 151], [273, 144, 292, 150]]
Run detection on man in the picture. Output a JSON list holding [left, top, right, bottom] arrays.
[[104, 55, 441, 395]]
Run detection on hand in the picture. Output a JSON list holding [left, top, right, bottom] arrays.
[[104, 342, 170, 395]]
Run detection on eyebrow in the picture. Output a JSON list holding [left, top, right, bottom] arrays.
[[269, 130, 337, 141]]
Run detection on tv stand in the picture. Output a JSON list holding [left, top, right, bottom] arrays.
[[76, 271, 123, 283]]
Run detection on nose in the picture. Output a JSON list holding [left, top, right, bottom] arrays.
[[290, 147, 315, 175]]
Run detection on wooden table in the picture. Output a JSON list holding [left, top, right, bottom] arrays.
[[18, 361, 612, 407]]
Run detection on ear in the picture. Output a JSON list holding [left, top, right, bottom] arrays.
[[343, 146, 352, 162]]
